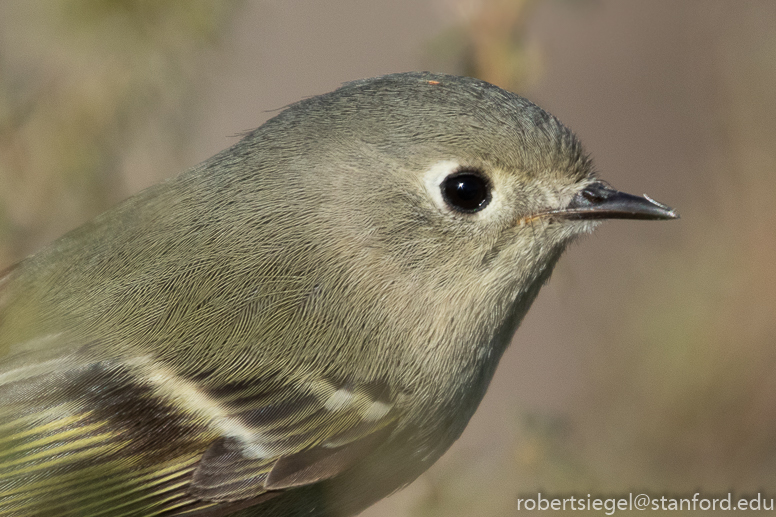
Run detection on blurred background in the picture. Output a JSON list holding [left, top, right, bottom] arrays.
[[0, 1, 774, 515]]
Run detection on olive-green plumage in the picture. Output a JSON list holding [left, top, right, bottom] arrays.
[[0, 72, 676, 516]]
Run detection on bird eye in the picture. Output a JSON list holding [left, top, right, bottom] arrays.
[[440, 171, 491, 213]]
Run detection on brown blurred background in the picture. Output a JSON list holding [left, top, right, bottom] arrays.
[[1, 1, 774, 515]]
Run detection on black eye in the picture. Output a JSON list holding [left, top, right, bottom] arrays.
[[441, 171, 491, 213]]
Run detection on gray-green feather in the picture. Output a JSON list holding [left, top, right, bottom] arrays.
[[0, 72, 594, 516]]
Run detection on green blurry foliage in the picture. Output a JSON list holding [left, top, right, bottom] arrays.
[[0, 0, 240, 265]]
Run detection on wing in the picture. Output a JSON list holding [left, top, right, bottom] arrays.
[[0, 349, 399, 517]]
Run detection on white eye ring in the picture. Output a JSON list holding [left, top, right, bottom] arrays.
[[424, 160, 461, 210]]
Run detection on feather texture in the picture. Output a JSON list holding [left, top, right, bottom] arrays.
[[0, 72, 607, 516], [0, 353, 399, 515]]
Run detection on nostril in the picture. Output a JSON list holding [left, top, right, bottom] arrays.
[[580, 183, 612, 204]]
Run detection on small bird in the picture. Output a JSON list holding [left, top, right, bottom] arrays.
[[0, 72, 677, 517]]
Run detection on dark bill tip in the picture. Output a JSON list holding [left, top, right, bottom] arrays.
[[558, 181, 679, 221]]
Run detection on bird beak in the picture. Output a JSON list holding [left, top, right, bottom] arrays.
[[557, 181, 679, 221]]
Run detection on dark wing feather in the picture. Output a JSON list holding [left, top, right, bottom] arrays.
[[188, 377, 397, 502], [0, 356, 217, 516], [0, 350, 399, 516]]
